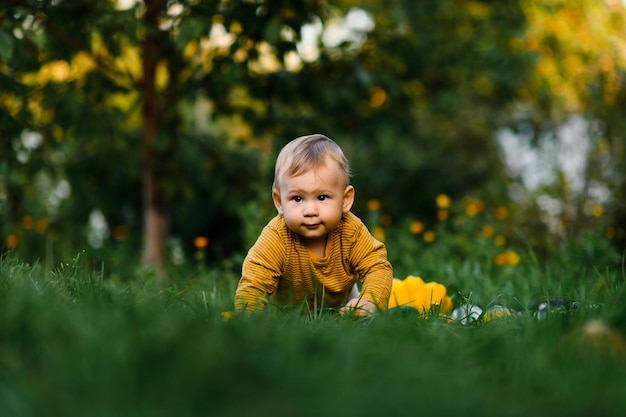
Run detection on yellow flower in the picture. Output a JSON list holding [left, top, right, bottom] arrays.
[[409, 221, 424, 235], [367, 199, 381, 212], [494, 250, 520, 266], [464, 203, 479, 217], [372, 226, 385, 242], [21, 215, 34, 230], [482, 224, 494, 238], [35, 218, 48, 234], [388, 275, 453, 314], [436, 194, 451, 209], [423, 231, 436, 243], [494, 253, 507, 266], [494, 206, 509, 220], [606, 226, 616, 239], [592, 205, 603, 218], [5, 234, 19, 249], [193, 236, 210, 249], [506, 251, 521, 266], [437, 210, 449, 221], [494, 235, 506, 246], [463, 197, 484, 217], [369, 86, 387, 108]]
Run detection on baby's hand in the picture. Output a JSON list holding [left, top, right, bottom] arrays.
[[340, 298, 376, 317]]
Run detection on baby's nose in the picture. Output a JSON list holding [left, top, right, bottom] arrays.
[[303, 201, 318, 215]]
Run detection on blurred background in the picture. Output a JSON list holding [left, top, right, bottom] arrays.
[[1, 0, 625, 276]]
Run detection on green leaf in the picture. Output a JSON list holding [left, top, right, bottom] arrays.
[[263, 17, 282, 44], [0, 31, 14, 61]]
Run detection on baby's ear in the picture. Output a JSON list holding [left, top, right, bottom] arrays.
[[272, 189, 283, 214], [343, 185, 355, 213]]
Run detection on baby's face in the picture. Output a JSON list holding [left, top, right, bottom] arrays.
[[273, 161, 353, 249]]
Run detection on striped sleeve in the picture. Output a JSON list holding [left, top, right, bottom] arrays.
[[234, 222, 286, 312], [348, 220, 393, 310]]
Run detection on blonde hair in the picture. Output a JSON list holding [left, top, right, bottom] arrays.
[[272, 134, 351, 193]]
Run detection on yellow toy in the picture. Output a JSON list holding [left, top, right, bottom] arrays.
[[388, 275, 453, 315]]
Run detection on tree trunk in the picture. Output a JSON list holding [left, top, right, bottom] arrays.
[[140, 0, 168, 274], [141, 168, 169, 273]]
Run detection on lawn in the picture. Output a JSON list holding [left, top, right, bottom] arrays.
[[1, 232, 625, 417]]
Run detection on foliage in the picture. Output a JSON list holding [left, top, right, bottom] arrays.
[[261, 0, 537, 221], [507, 0, 626, 253], [2, 0, 626, 267], [0, 0, 326, 267]]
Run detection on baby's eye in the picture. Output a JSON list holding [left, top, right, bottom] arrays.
[[293, 196, 303, 202], [318, 195, 328, 201]]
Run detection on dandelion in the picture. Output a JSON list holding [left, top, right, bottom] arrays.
[[437, 210, 449, 221], [423, 231, 436, 243], [494, 250, 520, 266], [35, 218, 48, 234], [194, 236, 210, 249], [606, 226, 616, 239], [494, 235, 506, 246], [5, 234, 19, 249], [482, 224, 494, 238], [367, 199, 381, 212], [372, 226, 385, 242], [494, 206, 509, 220], [409, 220, 424, 235], [436, 194, 451, 209], [21, 215, 34, 230], [463, 198, 484, 217], [494, 253, 507, 266], [369, 86, 387, 108], [592, 205, 603, 218], [506, 251, 520, 265]]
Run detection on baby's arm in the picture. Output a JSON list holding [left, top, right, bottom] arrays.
[[350, 228, 393, 313], [234, 228, 285, 313]]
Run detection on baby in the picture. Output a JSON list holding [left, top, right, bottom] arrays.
[[234, 134, 393, 316]]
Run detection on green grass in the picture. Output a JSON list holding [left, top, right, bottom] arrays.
[[1, 236, 625, 417]]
